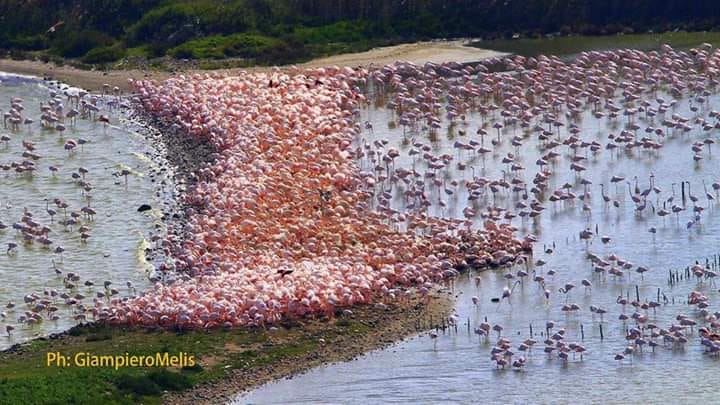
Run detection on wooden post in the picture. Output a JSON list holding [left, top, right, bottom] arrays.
[[635, 285, 640, 302], [681, 181, 686, 204], [599, 324, 604, 341], [581, 324, 585, 341]]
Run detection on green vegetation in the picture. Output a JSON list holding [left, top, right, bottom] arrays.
[[82, 44, 128, 64], [169, 33, 283, 60], [0, 318, 372, 404], [1, 1, 720, 68]]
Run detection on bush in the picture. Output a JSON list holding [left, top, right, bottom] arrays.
[[170, 35, 228, 59], [290, 21, 372, 45], [169, 33, 284, 60], [82, 45, 127, 64], [222, 34, 283, 58], [8, 49, 26, 60], [128, 3, 210, 49], [52, 30, 114, 58], [6, 35, 47, 51]]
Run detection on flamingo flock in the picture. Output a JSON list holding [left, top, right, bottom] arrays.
[[97, 69, 529, 329]]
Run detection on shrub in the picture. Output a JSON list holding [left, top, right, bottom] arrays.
[[222, 34, 283, 58], [82, 45, 127, 64], [169, 33, 284, 60], [170, 35, 228, 59], [8, 49, 26, 60], [6, 35, 47, 51], [52, 30, 114, 58], [128, 2, 215, 49], [290, 21, 372, 45]]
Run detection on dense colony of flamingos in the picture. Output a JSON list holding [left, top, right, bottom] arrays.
[[105, 68, 530, 328], [6, 41, 720, 370]]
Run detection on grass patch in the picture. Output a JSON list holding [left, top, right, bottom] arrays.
[[114, 374, 161, 396], [169, 33, 283, 60], [0, 300, 434, 403], [0, 324, 323, 403]]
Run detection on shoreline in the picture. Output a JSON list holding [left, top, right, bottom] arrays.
[[0, 58, 159, 92], [125, 105, 216, 276], [166, 289, 455, 404], [0, 40, 505, 92]]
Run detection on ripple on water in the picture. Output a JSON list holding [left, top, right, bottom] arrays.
[[238, 72, 720, 403], [0, 74, 162, 348]]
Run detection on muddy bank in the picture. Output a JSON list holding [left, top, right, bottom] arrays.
[[164, 288, 455, 404], [123, 105, 216, 276]]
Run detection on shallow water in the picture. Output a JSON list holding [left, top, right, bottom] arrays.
[[0, 73, 159, 348], [475, 31, 720, 58], [238, 77, 720, 401]]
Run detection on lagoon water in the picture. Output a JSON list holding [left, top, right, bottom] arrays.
[[238, 62, 720, 403], [0, 73, 159, 349], [4, 45, 720, 403]]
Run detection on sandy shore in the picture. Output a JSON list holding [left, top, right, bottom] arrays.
[[0, 58, 161, 92], [0, 40, 505, 92], [301, 39, 506, 68], [165, 289, 455, 404]]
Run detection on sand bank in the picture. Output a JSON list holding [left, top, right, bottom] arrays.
[[301, 39, 506, 68]]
